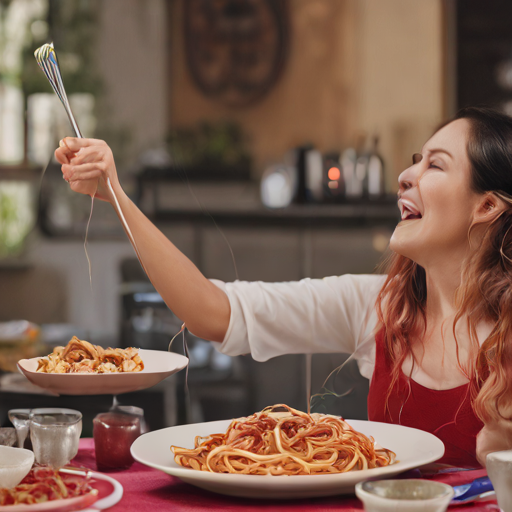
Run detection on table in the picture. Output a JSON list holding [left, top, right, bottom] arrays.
[[73, 439, 499, 511]]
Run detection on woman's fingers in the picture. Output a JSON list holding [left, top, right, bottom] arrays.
[[55, 146, 72, 165], [63, 162, 105, 181], [69, 179, 99, 197], [61, 137, 107, 152], [55, 138, 96, 165], [68, 169, 103, 182], [65, 141, 114, 175], [56, 137, 118, 202], [69, 146, 103, 165]]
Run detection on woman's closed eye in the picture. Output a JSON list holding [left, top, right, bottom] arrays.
[[428, 161, 443, 170], [411, 153, 444, 170]]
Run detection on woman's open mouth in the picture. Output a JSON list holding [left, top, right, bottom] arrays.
[[398, 199, 423, 221]]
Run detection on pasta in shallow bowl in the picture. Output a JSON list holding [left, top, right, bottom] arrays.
[[17, 338, 188, 396], [131, 406, 445, 499]]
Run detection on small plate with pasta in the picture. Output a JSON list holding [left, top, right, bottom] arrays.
[[131, 405, 445, 499], [17, 337, 188, 396]]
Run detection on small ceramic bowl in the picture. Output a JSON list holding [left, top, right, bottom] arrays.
[[0, 446, 34, 489], [355, 479, 454, 512]]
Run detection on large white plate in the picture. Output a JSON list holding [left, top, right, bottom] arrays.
[[17, 349, 188, 396], [0, 468, 123, 511], [131, 418, 445, 499]]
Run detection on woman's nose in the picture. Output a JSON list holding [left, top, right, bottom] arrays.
[[398, 164, 420, 192]]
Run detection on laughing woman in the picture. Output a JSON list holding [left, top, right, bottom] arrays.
[[56, 107, 512, 467]]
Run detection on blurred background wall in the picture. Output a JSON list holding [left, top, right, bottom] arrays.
[[96, 0, 168, 166], [169, 0, 444, 187]]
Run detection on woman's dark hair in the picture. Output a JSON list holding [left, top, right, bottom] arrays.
[[376, 106, 512, 424], [455, 106, 512, 196]]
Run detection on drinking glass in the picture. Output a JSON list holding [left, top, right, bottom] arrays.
[[8, 409, 31, 448], [30, 408, 82, 468], [0, 428, 16, 447]]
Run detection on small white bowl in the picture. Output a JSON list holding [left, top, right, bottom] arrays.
[[355, 479, 454, 512], [0, 446, 34, 489]]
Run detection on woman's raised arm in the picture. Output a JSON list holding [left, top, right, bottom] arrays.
[[55, 137, 230, 342]]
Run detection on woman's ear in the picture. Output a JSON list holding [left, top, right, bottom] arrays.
[[473, 193, 508, 225]]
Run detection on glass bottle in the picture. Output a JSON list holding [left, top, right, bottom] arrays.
[[367, 135, 386, 199]]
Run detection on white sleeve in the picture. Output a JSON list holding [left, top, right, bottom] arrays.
[[210, 274, 385, 369]]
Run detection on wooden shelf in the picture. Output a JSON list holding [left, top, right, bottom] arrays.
[[0, 259, 32, 270], [0, 165, 42, 181], [147, 199, 400, 228]]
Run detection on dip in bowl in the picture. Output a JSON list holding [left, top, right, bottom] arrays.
[[355, 479, 454, 512]]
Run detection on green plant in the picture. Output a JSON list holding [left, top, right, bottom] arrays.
[[167, 121, 252, 169], [0, 183, 33, 256]]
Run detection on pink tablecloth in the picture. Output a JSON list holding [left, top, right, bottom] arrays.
[[72, 438, 499, 512]]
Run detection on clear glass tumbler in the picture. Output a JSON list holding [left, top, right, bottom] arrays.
[[8, 409, 31, 448], [0, 428, 17, 447], [93, 410, 142, 471], [29, 408, 82, 468]]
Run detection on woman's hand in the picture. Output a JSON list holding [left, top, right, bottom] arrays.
[[54, 138, 121, 202], [476, 420, 512, 467]]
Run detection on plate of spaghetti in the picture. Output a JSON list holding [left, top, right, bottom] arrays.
[[131, 404, 445, 499], [0, 466, 122, 511], [17, 337, 188, 396]]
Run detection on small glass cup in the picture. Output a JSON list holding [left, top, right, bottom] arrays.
[[93, 410, 142, 471], [29, 408, 82, 469], [0, 428, 17, 447], [8, 409, 31, 448]]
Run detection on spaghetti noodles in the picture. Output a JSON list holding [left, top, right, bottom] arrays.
[[0, 466, 98, 506], [37, 337, 144, 374], [172, 404, 396, 475]]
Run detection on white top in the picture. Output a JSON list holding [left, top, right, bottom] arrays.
[[211, 274, 387, 380]]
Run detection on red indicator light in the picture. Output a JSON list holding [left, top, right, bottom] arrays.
[[328, 167, 340, 181]]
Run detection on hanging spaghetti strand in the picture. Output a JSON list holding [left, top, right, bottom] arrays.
[[168, 323, 186, 353], [177, 165, 239, 281], [84, 189, 96, 292]]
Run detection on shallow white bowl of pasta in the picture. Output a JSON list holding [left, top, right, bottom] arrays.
[[17, 349, 188, 396], [130, 418, 445, 499]]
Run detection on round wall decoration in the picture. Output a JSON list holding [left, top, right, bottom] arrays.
[[184, 0, 289, 107]]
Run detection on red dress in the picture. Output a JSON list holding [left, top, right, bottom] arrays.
[[367, 329, 483, 467]]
